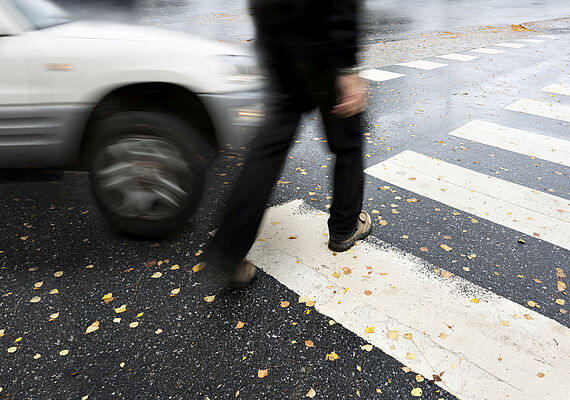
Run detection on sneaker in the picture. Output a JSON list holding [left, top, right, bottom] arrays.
[[328, 211, 372, 252], [229, 260, 258, 288]]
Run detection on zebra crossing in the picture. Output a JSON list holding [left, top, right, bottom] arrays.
[[248, 34, 569, 400]]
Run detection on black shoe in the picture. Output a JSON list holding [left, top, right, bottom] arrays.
[[229, 260, 258, 288]]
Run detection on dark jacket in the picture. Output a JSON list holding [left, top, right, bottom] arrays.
[[250, 0, 359, 69]]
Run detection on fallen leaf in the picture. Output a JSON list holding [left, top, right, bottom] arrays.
[[136, 312, 144, 318], [305, 340, 314, 347], [557, 281, 567, 292], [527, 301, 537, 308], [441, 270, 453, 278], [113, 318, 121, 323], [432, 374, 442, 382], [170, 264, 180, 270], [523, 314, 534, 320], [235, 321, 245, 329], [364, 290, 372, 296], [170, 288, 180, 296], [440, 244, 453, 252], [102, 293, 115, 304], [298, 295, 310, 303], [257, 369, 268, 378], [280, 301, 290, 308], [59, 349, 69, 356], [151, 272, 163, 279], [49, 312, 60, 320], [332, 272, 341, 278], [329, 320, 336, 325], [34, 281, 44, 289], [419, 247, 428, 252], [470, 298, 480, 304], [467, 254, 477, 260], [415, 374, 424, 383], [204, 295, 216, 303], [406, 353, 416, 360], [438, 332, 448, 339], [114, 304, 127, 313], [403, 333, 413, 340], [470, 218, 478, 224], [365, 326, 375, 334], [30, 296, 41, 303], [556, 268, 566, 278], [361, 344, 373, 352], [406, 198, 418, 203], [85, 320, 100, 334], [49, 289, 59, 294], [85, 264, 94, 269], [387, 330, 398, 340], [500, 320, 509, 327], [411, 387, 423, 397], [33, 353, 41, 359], [54, 271, 64, 278], [537, 372, 545, 378], [555, 299, 565, 306], [155, 328, 163, 334], [129, 321, 139, 328], [401, 366, 411, 373], [342, 267, 352, 275], [7, 347, 17, 353], [518, 238, 526, 244], [192, 262, 206, 273], [325, 352, 340, 361], [306, 388, 316, 398]]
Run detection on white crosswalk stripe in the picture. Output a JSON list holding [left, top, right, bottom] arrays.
[[495, 42, 527, 48], [505, 98, 570, 122], [534, 35, 559, 39], [248, 200, 570, 400], [470, 48, 505, 54], [359, 69, 405, 82], [518, 39, 545, 43], [448, 120, 570, 166], [541, 83, 570, 96], [436, 53, 479, 62], [364, 150, 570, 250], [396, 60, 448, 70]]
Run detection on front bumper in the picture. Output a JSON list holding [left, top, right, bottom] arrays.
[[198, 90, 266, 148]]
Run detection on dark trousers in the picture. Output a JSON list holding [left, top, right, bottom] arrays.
[[205, 46, 364, 273]]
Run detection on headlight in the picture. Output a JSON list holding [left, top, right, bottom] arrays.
[[209, 55, 264, 83]]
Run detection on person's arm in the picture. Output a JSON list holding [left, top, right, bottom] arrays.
[[324, 0, 359, 69]]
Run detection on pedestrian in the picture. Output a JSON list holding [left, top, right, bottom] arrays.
[[204, 0, 370, 287]]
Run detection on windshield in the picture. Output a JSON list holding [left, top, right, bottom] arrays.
[[9, 0, 71, 30]]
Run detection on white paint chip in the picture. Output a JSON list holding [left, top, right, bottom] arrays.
[[469, 48, 506, 54], [359, 69, 405, 82], [540, 83, 570, 96], [396, 60, 448, 70], [505, 98, 570, 122], [435, 53, 479, 62], [495, 42, 527, 48], [248, 200, 570, 400], [364, 150, 570, 250]]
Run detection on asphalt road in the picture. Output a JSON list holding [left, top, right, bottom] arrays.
[[1, 3, 570, 400]]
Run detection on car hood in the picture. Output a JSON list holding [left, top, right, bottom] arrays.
[[44, 20, 250, 56]]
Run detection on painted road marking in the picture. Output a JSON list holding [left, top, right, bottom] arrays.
[[534, 35, 559, 39], [396, 60, 448, 70], [359, 69, 405, 82], [448, 120, 570, 166], [364, 150, 570, 250], [505, 98, 570, 122], [470, 48, 506, 54], [518, 39, 545, 43], [541, 83, 570, 96], [435, 53, 479, 62], [495, 42, 527, 48], [249, 200, 570, 400]]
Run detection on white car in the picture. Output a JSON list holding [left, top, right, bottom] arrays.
[[0, 0, 265, 236]]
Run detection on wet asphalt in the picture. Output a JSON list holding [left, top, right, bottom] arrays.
[[2, 2, 570, 400]]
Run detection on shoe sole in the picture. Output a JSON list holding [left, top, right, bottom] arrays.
[[328, 228, 371, 252]]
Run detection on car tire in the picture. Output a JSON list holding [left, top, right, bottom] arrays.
[[87, 111, 211, 237]]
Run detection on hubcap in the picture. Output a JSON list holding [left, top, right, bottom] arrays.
[[93, 136, 194, 220]]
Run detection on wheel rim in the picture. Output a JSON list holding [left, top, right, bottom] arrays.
[[92, 135, 195, 220]]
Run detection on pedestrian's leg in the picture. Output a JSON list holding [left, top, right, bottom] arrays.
[[205, 107, 301, 275]]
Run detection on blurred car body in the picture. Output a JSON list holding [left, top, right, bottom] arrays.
[[0, 0, 265, 236]]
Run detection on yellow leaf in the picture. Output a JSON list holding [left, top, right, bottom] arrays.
[[438, 332, 448, 339], [204, 295, 216, 303], [378, 219, 388, 226], [150, 272, 163, 279], [102, 293, 113, 300], [29, 296, 41, 303], [136, 312, 144, 318], [305, 340, 314, 347], [54, 271, 64, 278], [329, 320, 336, 325], [0, 329, 4, 337], [59, 349, 69, 356], [306, 388, 316, 398], [415, 374, 424, 383], [557, 281, 567, 292], [114, 304, 127, 314], [192, 262, 206, 273], [470, 218, 478, 224], [34, 281, 44, 289], [7, 347, 18, 353], [419, 247, 428, 252], [365, 326, 375, 334], [325, 351, 340, 361], [129, 321, 139, 328], [441, 270, 453, 278], [523, 314, 534, 320], [401, 366, 411, 373], [236, 321, 245, 329], [403, 333, 413, 340], [556, 268, 566, 278], [49, 289, 59, 295], [406, 353, 416, 360], [361, 344, 373, 352], [440, 244, 453, 252], [387, 330, 398, 340], [537, 372, 545, 378], [155, 328, 163, 335], [113, 318, 121, 323], [85, 320, 100, 334], [85, 264, 94, 269], [33, 353, 41, 359], [406, 198, 418, 203], [280, 301, 290, 308], [170, 288, 181, 296], [527, 300, 537, 307], [50, 312, 60, 320], [257, 369, 268, 378], [411, 387, 423, 397], [500, 320, 509, 327], [555, 299, 565, 306], [170, 264, 180, 270], [332, 272, 341, 279], [342, 267, 352, 275], [467, 254, 477, 260], [14, 337, 22, 342], [470, 298, 480, 304]]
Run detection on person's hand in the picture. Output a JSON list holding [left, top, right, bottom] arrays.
[[332, 73, 368, 118]]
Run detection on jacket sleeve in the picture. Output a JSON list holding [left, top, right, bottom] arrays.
[[324, 0, 359, 69]]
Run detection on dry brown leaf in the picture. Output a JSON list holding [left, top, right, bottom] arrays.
[[537, 372, 545, 378], [236, 321, 245, 329], [280, 301, 290, 308], [257, 369, 268, 378], [304, 340, 314, 348], [441, 270, 453, 278], [342, 267, 352, 275], [438, 332, 448, 339], [364, 290, 372, 296], [556, 268, 566, 278], [306, 388, 316, 398]]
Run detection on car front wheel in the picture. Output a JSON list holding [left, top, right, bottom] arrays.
[[88, 111, 210, 237]]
